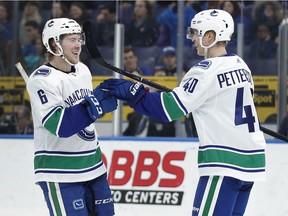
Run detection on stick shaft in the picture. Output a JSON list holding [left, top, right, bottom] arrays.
[[15, 62, 29, 83], [95, 58, 171, 92], [260, 126, 288, 142]]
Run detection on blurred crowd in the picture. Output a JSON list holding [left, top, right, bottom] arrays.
[[0, 0, 286, 76], [0, 0, 287, 135]]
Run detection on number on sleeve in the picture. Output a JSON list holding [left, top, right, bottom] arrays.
[[183, 78, 199, 93], [37, 89, 48, 104], [234, 87, 255, 132]]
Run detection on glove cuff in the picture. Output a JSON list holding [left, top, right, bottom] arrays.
[[127, 85, 148, 107]]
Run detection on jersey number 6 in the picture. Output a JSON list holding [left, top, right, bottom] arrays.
[[37, 89, 48, 104]]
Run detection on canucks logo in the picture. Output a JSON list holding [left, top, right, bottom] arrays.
[[210, 10, 218, 17], [34, 68, 51, 77], [73, 199, 84, 210], [47, 20, 54, 27], [194, 60, 212, 69]]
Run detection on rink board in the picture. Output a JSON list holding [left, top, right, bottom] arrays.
[[0, 136, 287, 216]]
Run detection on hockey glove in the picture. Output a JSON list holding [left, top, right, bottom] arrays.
[[99, 78, 147, 107], [101, 96, 118, 113], [83, 94, 117, 121], [93, 84, 110, 101], [93, 85, 118, 113]]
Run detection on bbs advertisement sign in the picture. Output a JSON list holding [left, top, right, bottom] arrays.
[[100, 138, 199, 216]]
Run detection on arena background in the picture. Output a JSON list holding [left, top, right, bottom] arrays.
[[0, 1, 288, 216]]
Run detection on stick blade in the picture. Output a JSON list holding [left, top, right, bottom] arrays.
[[83, 21, 102, 59]]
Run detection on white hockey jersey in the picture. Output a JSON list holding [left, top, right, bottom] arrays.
[[135, 54, 266, 181], [172, 54, 266, 181], [27, 62, 106, 183]]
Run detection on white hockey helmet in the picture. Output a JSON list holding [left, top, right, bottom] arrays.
[[187, 9, 234, 46], [42, 18, 84, 56]]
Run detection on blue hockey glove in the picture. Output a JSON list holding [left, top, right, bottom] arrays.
[[99, 78, 147, 107], [101, 96, 118, 113], [93, 84, 110, 101], [83, 94, 103, 121], [82, 94, 117, 121], [93, 84, 118, 113]]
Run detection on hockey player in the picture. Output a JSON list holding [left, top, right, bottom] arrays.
[[26, 18, 116, 216], [99, 9, 266, 215]]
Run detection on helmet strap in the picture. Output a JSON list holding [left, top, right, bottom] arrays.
[[199, 36, 218, 59], [51, 42, 75, 66], [204, 48, 208, 60], [48, 42, 62, 57], [61, 54, 75, 66]]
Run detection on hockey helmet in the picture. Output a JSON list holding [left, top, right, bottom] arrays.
[[42, 18, 85, 56], [187, 9, 234, 44]]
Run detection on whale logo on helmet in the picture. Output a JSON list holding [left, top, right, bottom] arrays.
[[47, 20, 54, 27], [210, 10, 218, 17]]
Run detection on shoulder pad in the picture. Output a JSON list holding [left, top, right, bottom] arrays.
[[33, 68, 51, 77], [194, 60, 212, 69]]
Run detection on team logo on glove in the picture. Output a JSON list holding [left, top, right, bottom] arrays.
[[90, 96, 103, 116]]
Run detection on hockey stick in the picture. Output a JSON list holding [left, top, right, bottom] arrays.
[[260, 126, 288, 142], [15, 62, 29, 83], [83, 21, 170, 92], [83, 21, 288, 143]]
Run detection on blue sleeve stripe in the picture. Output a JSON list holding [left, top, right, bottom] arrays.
[[172, 91, 188, 114]]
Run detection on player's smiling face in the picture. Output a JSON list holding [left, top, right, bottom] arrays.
[[61, 34, 82, 64]]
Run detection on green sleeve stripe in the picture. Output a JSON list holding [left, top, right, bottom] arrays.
[[43, 107, 63, 135], [35, 148, 102, 170], [198, 149, 265, 168], [162, 92, 185, 120]]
